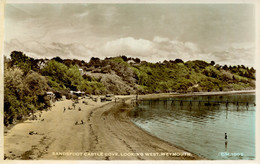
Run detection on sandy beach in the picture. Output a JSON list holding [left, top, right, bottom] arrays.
[[4, 94, 204, 160], [4, 90, 254, 160]]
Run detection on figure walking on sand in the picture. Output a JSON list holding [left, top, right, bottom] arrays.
[[225, 133, 228, 150], [225, 133, 228, 141], [64, 107, 66, 112]]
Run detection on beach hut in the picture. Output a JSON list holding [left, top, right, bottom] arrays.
[[79, 68, 83, 75], [46, 91, 55, 98], [74, 91, 85, 96]]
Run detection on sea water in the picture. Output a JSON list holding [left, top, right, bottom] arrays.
[[130, 93, 255, 160]]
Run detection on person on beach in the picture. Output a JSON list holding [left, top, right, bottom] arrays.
[[81, 120, 84, 124], [64, 107, 66, 112], [225, 133, 228, 150]]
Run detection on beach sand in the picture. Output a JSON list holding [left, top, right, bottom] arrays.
[[5, 90, 253, 160], [4, 94, 203, 160]]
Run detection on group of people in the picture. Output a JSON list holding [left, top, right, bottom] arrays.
[[62, 101, 84, 125], [29, 112, 44, 121], [75, 120, 84, 125], [63, 106, 81, 112]]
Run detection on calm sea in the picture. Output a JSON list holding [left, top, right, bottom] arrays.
[[130, 93, 255, 160]]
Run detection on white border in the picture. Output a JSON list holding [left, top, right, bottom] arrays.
[[2, 0, 259, 4], [0, 0, 259, 164]]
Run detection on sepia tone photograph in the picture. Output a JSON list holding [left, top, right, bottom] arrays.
[[1, 0, 258, 162]]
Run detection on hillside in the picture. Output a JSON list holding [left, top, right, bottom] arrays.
[[4, 51, 255, 125], [49, 55, 255, 94]]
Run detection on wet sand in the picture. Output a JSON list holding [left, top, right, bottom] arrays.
[[4, 94, 204, 160]]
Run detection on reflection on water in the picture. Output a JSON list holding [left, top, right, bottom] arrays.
[[130, 94, 255, 160]]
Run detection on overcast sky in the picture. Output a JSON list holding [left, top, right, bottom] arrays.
[[4, 3, 256, 67]]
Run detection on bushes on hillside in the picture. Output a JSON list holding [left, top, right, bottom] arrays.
[[129, 60, 255, 93], [41, 60, 105, 94], [4, 65, 49, 126]]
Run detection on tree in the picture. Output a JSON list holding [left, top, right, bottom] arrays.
[[4, 66, 25, 99], [210, 61, 215, 66], [215, 64, 221, 70], [134, 58, 141, 63], [72, 59, 83, 66], [175, 59, 184, 63], [10, 51, 32, 74], [63, 59, 73, 67], [249, 67, 255, 73], [4, 66, 49, 125], [89, 57, 101, 67], [41, 60, 69, 90], [52, 56, 63, 63], [222, 65, 228, 70], [24, 71, 49, 96], [41, 60, 68, 81], [66, 65, 83, 90], [121, 55, 128, 61]]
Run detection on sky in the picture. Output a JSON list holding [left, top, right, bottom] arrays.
[[4, 3, 256, 67]]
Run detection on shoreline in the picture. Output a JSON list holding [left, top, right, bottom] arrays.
[[88, 97, 204, 160], [4, 96, 203, 160], [4, 90, 255, 131], [4, 90, 251, 130], [122, 98, 206, 159], [4, 90, 255, 160], [126, 90, 256, 160]]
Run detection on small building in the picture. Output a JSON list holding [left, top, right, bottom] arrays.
[[46, 91, 55, 102], [79, 68, 83, 75], [46, 91, 55, 97], [71, 90, 85, 96], [75, 91, 85, 96]]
